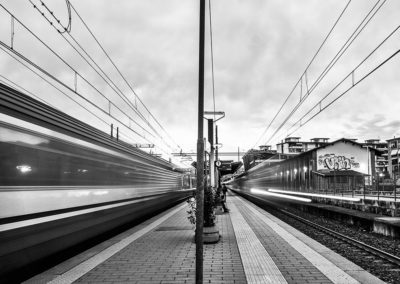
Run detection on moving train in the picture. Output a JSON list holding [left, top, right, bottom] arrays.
[[0, 120, 192, 220], [0, 82, 194, 281], [229, 138, 371, 195]]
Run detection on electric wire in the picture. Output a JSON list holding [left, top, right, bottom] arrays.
[[26, 0, 161, 143], [0, 44, 110, 128], [68, 2, 182, 152], [265, 0, 385, 144], [0, 42, 158, 143], [40, 0, 71, 33], [0, 74, 53, 106], [62, 1, 176, 152], [287, 48, 400, 138], [0, 41, 174, 157], [264, 0, 386, 145], [0, 5, 177, 153], [285, 24, 400, 138], [252, 0, 352, 149]]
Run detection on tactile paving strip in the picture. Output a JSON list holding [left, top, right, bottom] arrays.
[[229, 201, 288, 284], [235, 196, 360, 284]]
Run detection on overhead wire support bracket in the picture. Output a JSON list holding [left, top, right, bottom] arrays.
[[0, 4, 167, 147], [74, 71, 77, 92], [300, 76, 303, 101], [254, 0, 352, 148], [285, 47, 400, 138], [305, 71, 310, 97], [10, 16, 14, 49]]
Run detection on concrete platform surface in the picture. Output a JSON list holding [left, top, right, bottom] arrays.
[[25, 192, 384, 284]]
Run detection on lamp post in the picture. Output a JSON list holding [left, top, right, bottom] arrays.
[[195, 0, 205, 283], [204, 111, 225, 188]]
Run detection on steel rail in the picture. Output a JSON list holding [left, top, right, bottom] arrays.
[[280, 208, 400, 267]]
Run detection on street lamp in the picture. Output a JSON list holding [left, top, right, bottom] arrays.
[[377, 172, 384, 201]]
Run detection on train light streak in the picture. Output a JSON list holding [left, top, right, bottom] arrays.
[[16, 165, 32, 173], [268, 189, 361, 202], [250, 188, 312, 202]]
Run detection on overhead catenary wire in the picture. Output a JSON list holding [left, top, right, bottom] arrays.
[[26, 1, 165, 146], [252, 0, 352, 149], [0, 41, 175, 155], [287, 48, 400, 138], [285, 24, 400, 138], [0, 40, 155, 142], [67, 2, 182, 152], [0, 74, 50, 106], [38, 0, 72, 33], [264, 0, 386, 145], [0, 43, 114, 130], [0, 5, 178, 155]]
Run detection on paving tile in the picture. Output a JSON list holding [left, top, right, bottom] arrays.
[[70, 202, 246, 284], [28, 192, 384, 284]]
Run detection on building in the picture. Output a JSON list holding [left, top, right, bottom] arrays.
[[244, 138, 378, 192], [363, 139, 388, 176], [276, 137, 329, 155], [387, 137, 400, 179], [242, 145, 276, 171]]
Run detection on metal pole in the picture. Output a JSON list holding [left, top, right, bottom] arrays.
[[397, 141, 399, 203], [208, 119, 215, 188], [215, 125, 219, 187], [215, 125, 219, 161], [363, 177, 366, 201], [195, 0, 205, 282]]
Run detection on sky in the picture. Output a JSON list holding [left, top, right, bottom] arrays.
[[0, 0, 399, 164]]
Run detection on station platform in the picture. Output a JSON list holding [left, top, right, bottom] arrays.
[[26, 192, 384, 284]]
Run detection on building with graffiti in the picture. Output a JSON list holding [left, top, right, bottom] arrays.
[[231, 138, 379, 194]]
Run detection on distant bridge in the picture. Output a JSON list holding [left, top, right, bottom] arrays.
[[172, 152, 247, 157]]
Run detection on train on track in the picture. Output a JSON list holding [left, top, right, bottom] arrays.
[[0, 82, 194, 282], [229, 138, 377, 196]]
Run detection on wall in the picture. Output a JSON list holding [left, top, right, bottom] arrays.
[[316, 142, 371, 175]]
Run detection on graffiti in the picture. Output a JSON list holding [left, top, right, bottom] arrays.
[[318, 154, 360, 170]]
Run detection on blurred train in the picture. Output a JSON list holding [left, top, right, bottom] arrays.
[[228, 138, 373, 196], [0, 120, 193, 221], [0, 82, 194, 281]]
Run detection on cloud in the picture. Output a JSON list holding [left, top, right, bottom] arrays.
[[1, 0, 399, 157]]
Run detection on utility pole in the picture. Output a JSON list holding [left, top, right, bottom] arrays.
[[208, 119, 215, 187], [215, 125, 219, 186], [195, 0, 205, 283]]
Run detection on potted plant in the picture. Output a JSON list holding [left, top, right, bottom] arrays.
[[187, 185, 219, 243]]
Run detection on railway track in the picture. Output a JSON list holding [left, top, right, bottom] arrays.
[[270, 207, 400, 283], [232, 190, 400, 283], [280, 208, 400, 267]]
